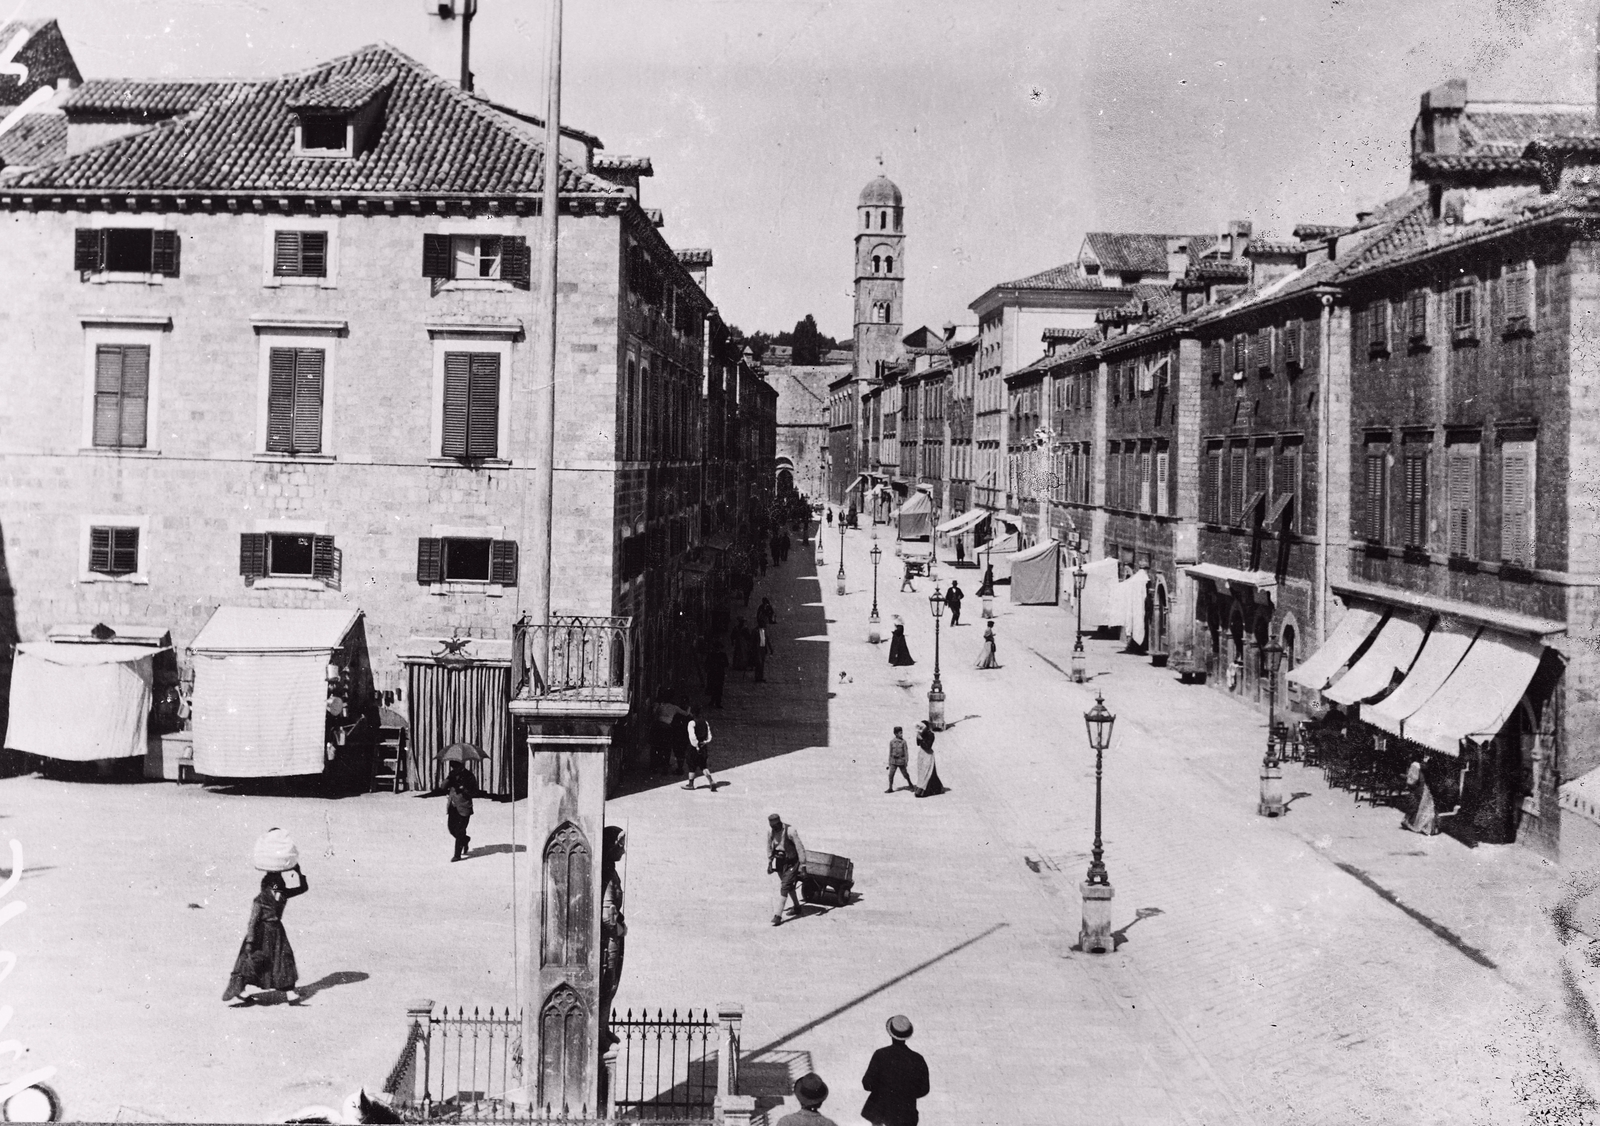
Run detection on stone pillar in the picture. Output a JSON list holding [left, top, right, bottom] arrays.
[[717, 1002, 744, 1099], [509, 700, 629, 1119]]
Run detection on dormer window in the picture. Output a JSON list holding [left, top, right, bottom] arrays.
[[288, 68, 396, 160], [297, 114, 350, 155]]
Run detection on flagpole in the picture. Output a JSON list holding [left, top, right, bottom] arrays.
[[531, 0, 562, 643]]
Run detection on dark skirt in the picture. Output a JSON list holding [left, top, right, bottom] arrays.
[[223, 894, 299, 999], [888, 631, 915, 666]]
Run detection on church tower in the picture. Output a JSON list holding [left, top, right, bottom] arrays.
[[854, 175, 904, 383]]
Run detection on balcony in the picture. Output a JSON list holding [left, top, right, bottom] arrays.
[[511, 614, 633, 718]]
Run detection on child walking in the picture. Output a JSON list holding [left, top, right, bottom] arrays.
[[886, 726, 912, 793]]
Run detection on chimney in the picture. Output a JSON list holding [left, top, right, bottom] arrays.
[[1227, 219, 1252, 260], [942, 320, 956, 341], [1417, 78, 1467, 156]]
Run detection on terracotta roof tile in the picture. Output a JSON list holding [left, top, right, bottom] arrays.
[[1461, 104, 1593, 153], [1412, 151, 1541, 176], [1083, 231, 1200, 274], [997, 261, 1101, 290], [0, 110, 65, 167], [288, 69, 396, 111]]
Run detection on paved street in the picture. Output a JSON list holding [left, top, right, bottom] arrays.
[[3, 522, 1599, 1122]]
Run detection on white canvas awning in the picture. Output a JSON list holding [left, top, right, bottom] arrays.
[[190, 606, 360, 777], [1401, 631, 1544, 756], [936, 509, 987, 537], [1323, 612, 1428, 707], [1363, 625, 1476, 739], [5, 641, 164, 760], [1184, 563, 1278, 592], [1286, 606, 1384, 691]]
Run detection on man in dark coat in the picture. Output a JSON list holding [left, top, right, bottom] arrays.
[[444, 761, 480, 861], [861, 1015, 929, 1126], [943, 580, 964, 627]]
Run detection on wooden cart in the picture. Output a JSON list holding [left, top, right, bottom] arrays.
[[798, 849, 855, 906]]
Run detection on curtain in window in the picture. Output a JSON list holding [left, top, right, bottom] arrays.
[[405, 661, 512, 794]]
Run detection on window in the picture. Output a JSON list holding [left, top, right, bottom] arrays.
[[1252, 327, 1272, 373], [1139, 448, 1153, 513], [885, 256, 894, 273], [872, 254, 881, 274], [74, 228, 180, 277], [1229, 445, 1246, 523], [1407, 291, 1428, 345], [1446, 440, 1479, 558], [1503, 264, 1534, 335], [298, 114, 349, 153], [1366, 299, 1390, 357], [1206, 442, 1223, 523], [1232, 334, 1248, 377], [1452, 283, 1478, 343], [273, 231, 327, 278], [1501, 439, 1535, 567], [416, 536, 519, 585], [422, 233, 531, 288], [93, 344, 149, 449], [239, 531, 337, 587], [1401, 442, 1429, 549], [1274, 441, 1302, 534], [88, 526, 139, 577], [442, 351, 501, 459], [1154, 446, 1170, 517], [266, 347, 325, 454], [1282, 320, 1301, 369], [1364, 445, 1388, 545]]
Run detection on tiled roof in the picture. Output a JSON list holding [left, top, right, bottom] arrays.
[[1412, 152, 1541, 176], [1083, 232, 1193, 274], [1523, 133, 1600, 157], [997, 261, 1101, 291], [287, 70, 396, 111], [1041, 326, 1091, 342], [1186, 260, 1250, 282], [8, 43, 625, 199], [1461, 103, 1593, 154], [675, 248, 712, 266], [1247, 238, 1306, 256], [594, 154, 653, 174], [1292, 223, 1346, 241], [0, 110, 65, 167]]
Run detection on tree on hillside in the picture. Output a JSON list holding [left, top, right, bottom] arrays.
[[790, 314, 825, 365]]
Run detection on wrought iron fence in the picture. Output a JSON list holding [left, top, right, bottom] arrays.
[[610, 1009, 717, 1121], [514, 616, 633, 706]]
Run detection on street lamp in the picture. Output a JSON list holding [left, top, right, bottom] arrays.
[[1081, 691, 1117, 954], [1071, 558, 1088, 684], [927, 582, 946, 730], [1258, 642, 1286, 817], [868, 544, 883, 644], [837, 514, 847, 596]]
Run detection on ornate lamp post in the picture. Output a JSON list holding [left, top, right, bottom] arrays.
[[1071, 558, 1088, 684], [1080, 692, 1117, 954], [927, 582, 946, 730], [836, 514, 847, 596], [868, 544, 883, 644], [1258, 642, 1286, 816]]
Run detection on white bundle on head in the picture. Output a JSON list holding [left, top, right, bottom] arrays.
[[254, 827, 300, 873]]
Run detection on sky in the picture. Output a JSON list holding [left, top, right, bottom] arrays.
[[11, 0, 1598, 341]]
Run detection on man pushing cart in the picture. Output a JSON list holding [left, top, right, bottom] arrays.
[[768, 813, 855, 926]]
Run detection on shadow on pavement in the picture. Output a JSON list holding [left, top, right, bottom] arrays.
[[464, 843, 526, 858], [297, 970, 370, 999], [1110, 906, 1165, 952]]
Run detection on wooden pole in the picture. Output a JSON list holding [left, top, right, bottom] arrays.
[[531, 0, 562, 637]]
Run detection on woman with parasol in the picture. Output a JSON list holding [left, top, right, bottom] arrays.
[[440, 742, 485, 861]]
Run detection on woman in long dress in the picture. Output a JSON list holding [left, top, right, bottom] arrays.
[[223, 866, 309, 1004], [887, 616, 915, 666], [1402, 759, 1438, 835], [975, 622, 1000, 669], [913, 721, 945, 798]]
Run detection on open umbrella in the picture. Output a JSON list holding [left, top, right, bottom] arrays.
[[438, 741, 486, 762]]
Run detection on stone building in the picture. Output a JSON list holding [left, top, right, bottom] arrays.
[[0, 43, 772, 783], [767, 363, 845, 501]]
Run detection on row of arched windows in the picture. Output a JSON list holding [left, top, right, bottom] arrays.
[[870, 254, 895, 275], [863, 209, 901, 231], [872, 301, 893, 324]]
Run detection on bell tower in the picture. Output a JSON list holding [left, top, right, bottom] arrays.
[[854, 174, 905, 383]]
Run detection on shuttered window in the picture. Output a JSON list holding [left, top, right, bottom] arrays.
[[265, 347, 325, 454], [1402, 446, 1428, 549], [415, 537, 520, 585], [1282, 320, 1300, 369], [1233, 334, 1249, 375], [442, 352, 501, 459], [75, 229, 180, 276], [1204, 340, 1221, 382], [1229, 446, 1246, 523], [239, 532, 337, 587], [1154, 446, 1170, 517], [93, 344, 150, 449], [1446, 443, 1479, 558], [1275, 442, 1301, 534], [1452, 285, 1478, 341], [1367, 300, 1390, 356], [1364, 449, 1388, 544], [88, 526, 140, 576], [1206, 443, 1223, 523], [1139, 449, 1152, 513], [1407, 292, 1428, 343], [421, 234, 530, 289], [273, 231, 328, 277], [1252, 327, 1272, 373], [1501, 441, 1535, 567], [1503, 265, 1533, 334]]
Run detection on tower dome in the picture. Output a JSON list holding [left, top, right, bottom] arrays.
[[858, 175, 903, 208]]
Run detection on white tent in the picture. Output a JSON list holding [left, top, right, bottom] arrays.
[[1073, 558, 1120, 631], [1116, 569, 1149, 646], [1008, 540, 1061, 604], [5, 640, 164, 760], [895, 491, 935, 539], [190, 606, 360, 778]]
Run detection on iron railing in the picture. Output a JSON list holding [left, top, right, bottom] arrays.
[[610, 1009, 716, 1121], [514, 616, 633, 706]]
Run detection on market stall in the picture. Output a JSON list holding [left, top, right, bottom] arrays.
[[895, 491, 935, 540], [1008, 540, 1061, 604], [5, 624, 173, 762]]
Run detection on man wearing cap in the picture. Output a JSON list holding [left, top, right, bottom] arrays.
[[861, 1015, 930, 1126], [766, 814, 805, 926], [776, 1072, 838, 1126]]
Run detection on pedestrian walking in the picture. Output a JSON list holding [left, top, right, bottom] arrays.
[[767, 813, 805, 925], [887, 616, 915, 667], [444, 760, 480, 861], [885, 726, 912, 793], [756, 597, 777, 629], [975, 621, 1000, 669], [944, 580, 964, 627], [1402, 757, 1439, 835], [955, 536, 965, 566], [899, 559, 917, 592], [652, 692, 685, 774], [777, 1073, 839, 1126], [976, 563, 995, 598], [704, 644, 728, 709], [682, 706, 719, 791], [912, 722, 944, 798], [780, 531, 792, 563], [223, 857, 310, 1005], [753, 622, 772, 683], [861, 1015, 930, 1126]]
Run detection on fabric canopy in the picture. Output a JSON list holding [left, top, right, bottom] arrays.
[[1117, 569, 1149, 646], [1184, 563, 1278, 591], [5, 642, 161, 760], [1009, 540, 1060, 604], [896, 492, 935, 539], [1323, 613, 1427, 707], [1402, 631, 1544, 756], [190, 606, 359, 777], [1363, 625, 1476, 738], [1286, 606, 1384, 691], [1075, 558, 1120, 630], [936, 509, 987, 537]]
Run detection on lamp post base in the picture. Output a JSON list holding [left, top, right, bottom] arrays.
[[927, 687, 946, 731], [1258, 759, 1286, 817], [815, 543, 825, 566], [1080, 881, 1115, 954], [836, 574, 847, 596], [1070, 648, 1086, 683], [868, 612, 881, 645], [981, 595, 994, 619]]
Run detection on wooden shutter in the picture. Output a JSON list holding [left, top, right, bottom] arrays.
[[1365, 452, 1386, 544], [1505, 269, 1531, 332], [502, 236, 531, 290], [467, 353, 501, 458], [491, 539, 519, 586], [118, 345, 149, 448], [1453, 286, 1477, 338], [1403, 452, 1427, 548], [273, 231, 300, 276], [1302, 313, 1320, 371], [89, 527, 112, 573], [266, 348, 298, 453], [1155, 448, 1169, 516], [300, 231, 327, 277], [1446, 447, 1477, 557], [1368, 300, 1389, 354], [151, 230, 180, 277], [311, 534, 337, 586], [1252, 327, 1270, 372], [423, 233, 453, 279], [1283, 320, 1300, 368], [416, 537, 443, 584], [1501, 444, 1533, 565], [1408, 292, 1427, 341], [93, 345, 134, 448], [1206, 447, 1221, 522], [441, 352, 472, 457], [291, 348, 324, 453], [109, 527, 139, 575], [1229, 447, 1246, 523], [239, 532, 267, 581], [75, 229, 103, 272]]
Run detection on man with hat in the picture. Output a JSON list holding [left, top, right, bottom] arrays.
[[776, 1072, 837, 1126], [766, 813, 805, 926], [861, 1015, 930, 1126]]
